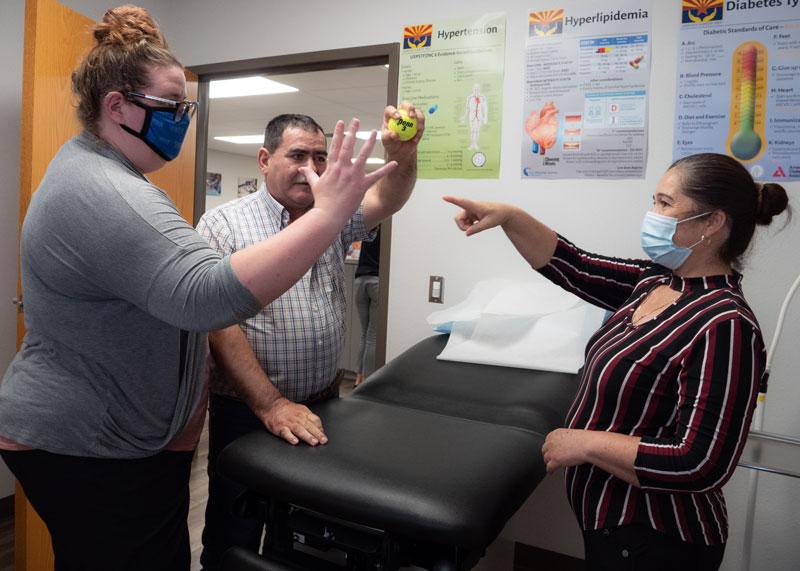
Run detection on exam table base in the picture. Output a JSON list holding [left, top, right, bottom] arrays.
[[226, 497, 483, 571]]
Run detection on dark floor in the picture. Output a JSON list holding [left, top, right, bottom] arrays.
[[0, 496, 12, 571]]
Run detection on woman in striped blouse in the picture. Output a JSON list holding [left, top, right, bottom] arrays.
[[444, 153, 790, 570]]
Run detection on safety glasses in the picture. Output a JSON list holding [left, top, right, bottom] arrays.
[[126, 92, 198, 122]]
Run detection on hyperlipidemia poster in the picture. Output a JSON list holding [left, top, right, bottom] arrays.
[[521, 0, 653, 179], [674, 0, 800, 181]]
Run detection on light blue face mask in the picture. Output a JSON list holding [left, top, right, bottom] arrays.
[[640, 210, 710, 270]]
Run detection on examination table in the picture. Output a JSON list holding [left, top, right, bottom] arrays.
[[218, 334, 578, 570]]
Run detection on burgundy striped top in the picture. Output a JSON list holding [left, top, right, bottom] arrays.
[[538, 236, 764, 545]]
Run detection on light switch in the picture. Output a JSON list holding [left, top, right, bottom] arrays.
[[429, 276, 444, 303]]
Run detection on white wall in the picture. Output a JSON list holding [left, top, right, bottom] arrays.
[[1, 1, 797, 568], [61, 0, 166, 21], [204, 149, 262, 212]]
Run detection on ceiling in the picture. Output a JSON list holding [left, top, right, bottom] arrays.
[[206, 65, 390, 160]]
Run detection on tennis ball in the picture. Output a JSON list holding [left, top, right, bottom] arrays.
[[388, 109, 417, 141]]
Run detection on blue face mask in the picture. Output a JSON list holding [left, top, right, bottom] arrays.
[[121, 98, 192, 161], [640, 211, 710, 270]]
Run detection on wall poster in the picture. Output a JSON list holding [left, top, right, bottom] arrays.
[[399, 13, 507, 179], [521, 1, 653, 179], [673, 0, 800, 181]]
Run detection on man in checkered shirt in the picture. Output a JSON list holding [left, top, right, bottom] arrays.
[[197, 106, 424, 569]]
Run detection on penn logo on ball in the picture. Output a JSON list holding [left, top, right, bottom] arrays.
[[388, 109, 417, 141]]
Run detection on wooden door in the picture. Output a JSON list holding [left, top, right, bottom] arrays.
[[16, 1, 197, 569]]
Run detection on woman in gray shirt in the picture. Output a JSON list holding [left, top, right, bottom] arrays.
[[0, 5, 394, 570]]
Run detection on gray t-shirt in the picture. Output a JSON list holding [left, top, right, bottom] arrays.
[[0, 132, 261, 458]]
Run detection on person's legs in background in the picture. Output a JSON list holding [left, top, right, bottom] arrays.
[[200, 395, 266, 570], [362, 277, 380, 377], [354, 275, 379, 386]]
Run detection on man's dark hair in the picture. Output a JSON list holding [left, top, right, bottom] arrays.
[[263, 114, 325, 152]]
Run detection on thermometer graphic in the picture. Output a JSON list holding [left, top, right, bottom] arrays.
[[727, 41, 767, 162]]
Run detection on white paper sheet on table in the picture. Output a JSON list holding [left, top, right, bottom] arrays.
[[426, 279, 607, 374]]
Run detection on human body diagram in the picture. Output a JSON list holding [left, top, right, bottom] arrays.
[[462, 84, 488, 151]]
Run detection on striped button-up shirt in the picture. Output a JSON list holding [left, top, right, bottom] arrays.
[[538, 235, 764, 546], [197, 185, 374, 402]]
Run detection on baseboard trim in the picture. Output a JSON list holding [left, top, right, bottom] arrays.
[[514, 542, 584, 571]]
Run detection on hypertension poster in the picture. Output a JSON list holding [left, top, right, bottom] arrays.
[[673, 0, 800, 181], [521, 0, 653, 179], [398, 13, 506, 179]]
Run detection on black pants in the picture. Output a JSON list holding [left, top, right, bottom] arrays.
[[2, 448, 194, 571], [584, 524, 725, 571], [200, 395, 267, 571]]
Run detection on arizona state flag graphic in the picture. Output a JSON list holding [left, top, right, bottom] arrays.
[[404, 25, 433, 49], [682, 0, 724, 24], [529, 9, 564, 37]]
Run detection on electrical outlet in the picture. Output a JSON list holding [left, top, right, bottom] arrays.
[[428, 276, 444, 303]]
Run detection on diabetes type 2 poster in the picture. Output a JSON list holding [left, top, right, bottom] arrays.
[[673, 0, 800, 181]]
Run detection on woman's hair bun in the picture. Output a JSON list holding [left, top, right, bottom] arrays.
[[93, 5, 168, 50], [755, 182, 790, 225]]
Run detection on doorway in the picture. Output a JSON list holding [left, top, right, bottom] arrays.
[[190, 43, 400, 376]]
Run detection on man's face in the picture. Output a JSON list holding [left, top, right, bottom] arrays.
[[258, 126, 328, 216]]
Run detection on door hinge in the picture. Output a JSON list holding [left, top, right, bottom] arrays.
[[12, 297, 24, 312]]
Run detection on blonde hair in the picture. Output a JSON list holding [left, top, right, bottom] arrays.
[[71, 5, 182, 133]]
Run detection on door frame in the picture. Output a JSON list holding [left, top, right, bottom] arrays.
[[189, 43, 400, 369]]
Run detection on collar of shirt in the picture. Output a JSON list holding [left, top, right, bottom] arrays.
[[664, 271, 742, 294], [259, 183, 306, 229], [77, 130, 147, 182]]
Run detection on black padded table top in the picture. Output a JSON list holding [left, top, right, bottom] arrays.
[[218, 334, 578, 550], [220, 398, 545, 548], [353, 334, 578, 434]]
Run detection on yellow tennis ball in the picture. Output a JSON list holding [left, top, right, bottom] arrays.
[[388, 109, 417, 141]]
